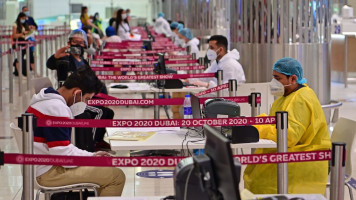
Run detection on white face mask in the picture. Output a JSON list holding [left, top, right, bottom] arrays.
[[25, 11, 30, 16], [69, 91, 87, 116], [269, 78, 293, 96], [206, 49, 220, 61], [121, 14, 127, 19]]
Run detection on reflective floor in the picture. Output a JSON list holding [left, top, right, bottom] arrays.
[[0, 62, 356, 199]]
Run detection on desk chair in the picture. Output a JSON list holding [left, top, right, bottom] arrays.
[[32, 77, 53, 94], [326, 117, 356, 200], [10, 122, 99, 200]]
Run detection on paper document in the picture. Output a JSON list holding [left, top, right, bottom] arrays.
[[107, 131, 155, 141]]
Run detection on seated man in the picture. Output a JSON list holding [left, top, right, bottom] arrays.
[[243, 57, 331, 194], [190, 35, 245, 89], [27, 68, 125, 196]]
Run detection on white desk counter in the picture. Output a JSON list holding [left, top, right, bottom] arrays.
[[108, 83, 206, 94], [107, 128, 276, 151], [108, 83, 153, 94]]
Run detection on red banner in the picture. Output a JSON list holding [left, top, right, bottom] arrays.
[[97, 73, 215, 80], [36, 117, 276, 128], [94, 55, 192, 60], [4, 154, 186, 167], [91, 65, 205, 72], [195, 83, 229, 96], [234, 150, 331, 165], [3, 150, 332, 167], [105, 42, 175, 48], [87, 96, 260, 106], [100, 48, 186, 55], [91, 59, 197, 66]]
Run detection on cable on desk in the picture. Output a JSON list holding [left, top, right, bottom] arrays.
[[180, 129, 190, 156]]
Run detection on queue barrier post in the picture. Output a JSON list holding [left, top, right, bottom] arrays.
[[249, 93, 261, 117], [228, 79, 237, 97], [154, 93, 160, 119], [330, 142, 346, 200], [191, 53, 197, 74], [186, 45, 191, 55], [18, 48, 23, 96], [44, 39, 49, 77], [198, 57, 205, 73], [26, 44, 31, 90], [39, 40, 44, 77], [216, 70, 223, 97], [8, 48, 13, 103], [0, 148, 3, 170], [276, 111, 288, 194], [0, 46, 2, 111], [19, 113, 36, 200]]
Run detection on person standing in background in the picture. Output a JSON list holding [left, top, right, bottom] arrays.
[[22, 6, 37, 30]]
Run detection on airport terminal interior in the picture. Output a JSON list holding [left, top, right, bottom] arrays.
[[1, 0, 356, 199]]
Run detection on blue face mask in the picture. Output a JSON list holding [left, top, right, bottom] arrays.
[[20, 19, 26, 24]]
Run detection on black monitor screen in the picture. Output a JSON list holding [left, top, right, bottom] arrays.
[[153, 53, 167, 75], [143, 40, 152, 51], [204, 124, 241, 200], [190, 93, 202, 120]]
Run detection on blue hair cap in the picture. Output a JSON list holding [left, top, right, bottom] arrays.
[[179, 28, 193, 40], [273, 57, 307, 84]]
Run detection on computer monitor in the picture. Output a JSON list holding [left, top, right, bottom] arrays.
[[190, 93, 204, 133], [196, 124, 241, 200], [190, 93, 202, 120], [153, 53, 167, 75], [153, 53, 182, 89], [143, 40, 153, 51]]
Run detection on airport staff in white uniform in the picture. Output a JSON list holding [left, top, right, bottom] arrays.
[[154, 12, 172, 37], [191, 35, 245, 88], [178, 28, 200, 57]]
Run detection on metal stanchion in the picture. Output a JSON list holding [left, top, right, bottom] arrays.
[[228, 79, 237, 97], [18, 49, 23, 96], [249, 92, 261, 117], [276, 111, 288, 194], [0, 148, 3, 170], [216, 70, 223, 97], [330, 142, 346, 200], [191, 53, 197, 74], [186, 46, 191, 55], [198, 57, 205, 73], [39, 40, 44, 77], [19, 113, 36, 200], [0, 46, 2, 111], [8, 49, 13, 103], [45, 39, 49, 77], [26, 44, 31, 90], [33, 41, 37, 77], [154, 93, 160, 119]]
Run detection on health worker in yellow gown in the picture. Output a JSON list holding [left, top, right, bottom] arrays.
[[243, 57, 331, 194]]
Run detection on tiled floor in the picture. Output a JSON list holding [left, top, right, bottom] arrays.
[[0, 55, 356, 199]]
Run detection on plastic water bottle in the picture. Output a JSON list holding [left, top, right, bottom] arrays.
[[183, 94, 193, 119]]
